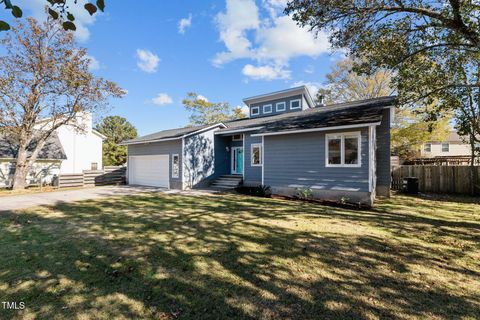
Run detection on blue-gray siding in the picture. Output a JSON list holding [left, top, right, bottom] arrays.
[[249, 94, 305, 118], [263, 128, 370, 192], [183, 128, 216, 188], [375, 108, 391, 195], [243, 134, 262, 185], [127, 140, 183, 189]]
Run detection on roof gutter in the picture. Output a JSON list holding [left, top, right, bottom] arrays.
[[120, 123, 226, 146], [214, 126, 264, 135], [251, 122, 382, 137]]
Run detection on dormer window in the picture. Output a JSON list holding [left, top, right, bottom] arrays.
[[276, 102, 286, 112], [263, 104, 272, 114], [290, 99, 301, 110], [251, 106, 260, 116]]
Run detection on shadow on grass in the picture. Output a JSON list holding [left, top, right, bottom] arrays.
[[0, 193, 479, 319]]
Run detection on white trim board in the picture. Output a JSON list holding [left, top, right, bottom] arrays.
[[215, 127, 264, 135], [251, 122, 381, 137], [250, 143, 263, 167], [261, 136, 264, 185]]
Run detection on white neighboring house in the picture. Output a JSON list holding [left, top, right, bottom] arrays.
[[0, 112, 105, 187], [55, 113, 106, 173], [421, 131, 477, 157]]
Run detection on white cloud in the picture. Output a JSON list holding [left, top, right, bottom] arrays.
[[213, 0, 330, 80], [304, 65, 315, 74], [23, 0, 97, 42], [178, 14, 192, 34], [136, 49, 160, 73], [262, 0, 290, 18], [197, 95, 209, 102], [291, 81, 322, 96], [151, 93, 173, 105], [213, 0, 260, 66], [242, 64, 290, 80], [86, 55, 100, 71]]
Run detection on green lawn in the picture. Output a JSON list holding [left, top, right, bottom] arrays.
[[0, 193, 479, 320]]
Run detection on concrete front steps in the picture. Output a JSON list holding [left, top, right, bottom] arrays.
[[210, 175, 242, 190]]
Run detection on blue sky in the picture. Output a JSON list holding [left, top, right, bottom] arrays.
[[1, 0, 342, 135]]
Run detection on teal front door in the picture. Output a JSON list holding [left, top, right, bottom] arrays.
[[231, 147, 244, 175]]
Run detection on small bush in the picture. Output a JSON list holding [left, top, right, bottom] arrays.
[[296, 187, 313, 200], [236, 184, 272, 198]]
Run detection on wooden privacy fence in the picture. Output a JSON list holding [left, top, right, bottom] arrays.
[[391, 165, 480, 194], [58, 166, 126, 188]]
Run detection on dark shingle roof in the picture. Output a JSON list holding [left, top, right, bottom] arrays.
[[122, 96, 396, 144], [218, 96, 396, 134], [122, 124, 221, 145], [0, 132, 67, 160]]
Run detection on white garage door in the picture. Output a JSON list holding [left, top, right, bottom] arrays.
[[128, 155, 170, 188]]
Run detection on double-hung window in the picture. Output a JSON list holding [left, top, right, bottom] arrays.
[[424, 143, 432, 153], [326, 132, 361, 167], [172, 154, 179, 178], [441, 143, 449, 152], [251, 143, 263, 166]]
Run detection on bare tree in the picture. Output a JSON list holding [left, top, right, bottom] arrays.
[[0, 18, 125, 190]]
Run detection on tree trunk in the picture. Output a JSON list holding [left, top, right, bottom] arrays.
[[12, 144, 30, 190]]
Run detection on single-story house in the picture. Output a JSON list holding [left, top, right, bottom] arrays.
[[122, 86, 395, 205], [0, 112, 105, 187]]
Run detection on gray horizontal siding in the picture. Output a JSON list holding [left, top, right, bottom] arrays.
[[376, 108, 391, 196], [183, 128, 216, 188], [263, 129, 370, 192], [243, 134, 262, 185], [250, 94, 304, 118], [127, 140, 183, 189]]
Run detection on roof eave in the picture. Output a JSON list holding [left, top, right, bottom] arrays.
[[242, 86, 308, 105], [120, 123, 227, 146], [251, 122, 382, 137]]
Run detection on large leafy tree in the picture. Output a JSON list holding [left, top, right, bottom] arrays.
[[0, 18, 124, 190], [317, 58, 394, 104], [182, 93, 246, 126], [392, 108, 451, 159], [318, 58, 450, 159], [95, 116, 137, 166], [0, 0, 105, 31], [286, 0, 480, 193]]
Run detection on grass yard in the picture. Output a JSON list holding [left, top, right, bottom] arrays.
[[0, 192, 479, 320]]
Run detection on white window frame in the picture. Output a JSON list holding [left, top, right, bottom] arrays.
[[424, 143, 432, 153], [290, 99, 301, 110], [441, 143, 449, 152], [251, 143, 263, 167], [263, 104, 272, 114], [276, 102, 286, 112], [250, 106, 260, 116], [325, 132, 362, 168], [172, 154, 179, 178], [232, 134, 243, 141]]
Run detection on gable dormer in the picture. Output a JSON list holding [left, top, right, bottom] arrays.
[[243, 86, 315, 119]]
